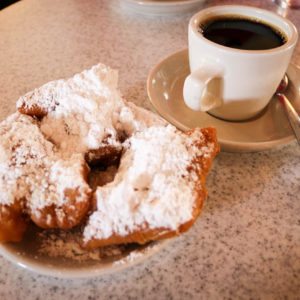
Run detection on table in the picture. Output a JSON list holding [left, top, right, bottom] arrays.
[[0, 0, 299, 299]]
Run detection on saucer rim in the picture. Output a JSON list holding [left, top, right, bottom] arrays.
[[147, 48, 296, 152]]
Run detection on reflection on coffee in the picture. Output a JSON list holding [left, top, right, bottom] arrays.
[[200, 16, 287, 50]]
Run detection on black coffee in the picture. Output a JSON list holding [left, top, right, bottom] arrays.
[[200, 16, 286, 50]]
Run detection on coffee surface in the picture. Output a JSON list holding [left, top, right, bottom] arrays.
[[200, 16, 286, 50]]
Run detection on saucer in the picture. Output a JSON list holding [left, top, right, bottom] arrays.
[[119, 0, 206, 16], [147, 49, 300, 152]]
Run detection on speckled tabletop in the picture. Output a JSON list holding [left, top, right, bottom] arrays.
[[0, 0, 299, 299]]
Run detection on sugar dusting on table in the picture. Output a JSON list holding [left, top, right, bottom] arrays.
[[37, 227, 160, 264], [38, 229, 126, 262]]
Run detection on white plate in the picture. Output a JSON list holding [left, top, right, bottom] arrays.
[[0, 224, 169, 278], [147, 49, 300, 152], [119, 0, 207, 16]]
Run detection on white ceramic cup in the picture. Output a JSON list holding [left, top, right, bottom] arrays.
[[183, 5, 298, 121]]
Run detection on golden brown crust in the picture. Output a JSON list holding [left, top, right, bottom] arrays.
[[0, 202, 28, 242], [29, 189, 92, 230], [29, 160, 92, 230], [18, 103, 48, 119]]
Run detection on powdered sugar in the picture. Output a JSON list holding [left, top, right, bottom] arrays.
[[83, 125, 214, 242], [0, 113, 54, 206], [0, 113, 91, 226], [16, 64, 165, 158], [116, 101, 166, 136], [30, 154, 89, 210], [38, 229, 125, 262], [17, 64, 126, 156]]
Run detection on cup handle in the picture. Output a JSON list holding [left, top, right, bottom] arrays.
[[183, 66, 223, 111]]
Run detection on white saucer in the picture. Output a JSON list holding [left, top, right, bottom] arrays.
[[147, 49, 300, 152], [119, 0, 206, 16], [0, 224, 169, 278]]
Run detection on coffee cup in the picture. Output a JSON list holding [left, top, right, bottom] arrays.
[[183, 5, 298, 121]]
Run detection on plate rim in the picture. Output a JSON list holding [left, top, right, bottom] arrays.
[[147, 48, 297, 152]]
